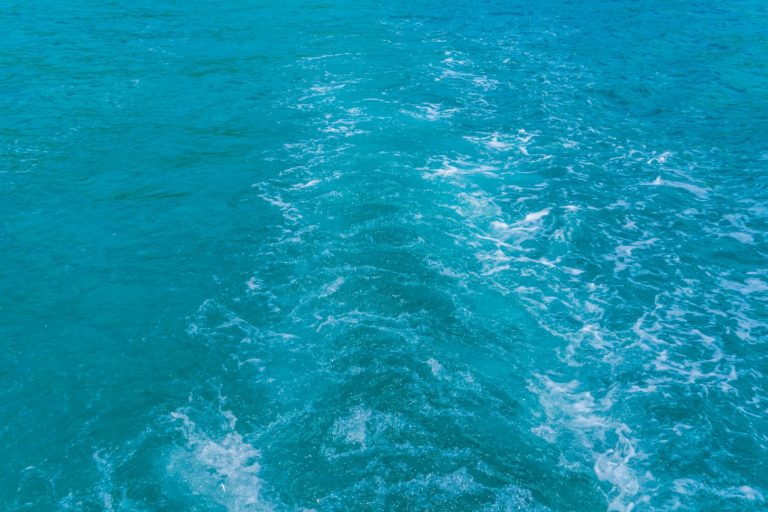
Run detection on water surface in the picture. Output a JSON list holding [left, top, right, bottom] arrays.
[[2, 1, 768, 510]]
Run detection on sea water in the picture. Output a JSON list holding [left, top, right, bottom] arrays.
[[1, 1, 767, 511]]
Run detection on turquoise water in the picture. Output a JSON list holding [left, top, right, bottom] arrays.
[[2, 1, 768, 510]]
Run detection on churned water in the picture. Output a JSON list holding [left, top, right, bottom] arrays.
[[2, 1, 768, 511]]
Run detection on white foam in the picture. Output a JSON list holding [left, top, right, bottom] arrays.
[[736, 485, 764, 501], [300, 53, 350, 62], [647, 151, 672, 165], [404, 103, 459, 121], [168, 412, 275, 512], [725, 232, 755, 245], [487, 136, 512, 151], [257, 193, 302, 222], [531, 376, 644, 512], [611, 238, 659, 272], [246, 277, 261, 291], [721, 277, 768, 295], [321, 116, 367, 137], [291, 179, 320, 190], [309, 83, 346, 95], [319, 276, 345, 297], [485, 484, 552, 511], [92, 450, 116, 511], [478, 208, 552, 265], [523, 208, 551, 223], [331, 406, 372, 447], [672, 480, 765, 504], [422, 157, 498, 180], [472, 76, 501, 90], [453, 191, 502, 221], [426, 358, 442, 376], [429, 163, 461, 178], [463, 131, 536, 154], [643, 177, 708, 198]]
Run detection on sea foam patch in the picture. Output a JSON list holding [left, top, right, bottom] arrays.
[[168, 411, 276, 512]]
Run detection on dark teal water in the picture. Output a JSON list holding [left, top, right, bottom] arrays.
[[2, 1, 768, 510]]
